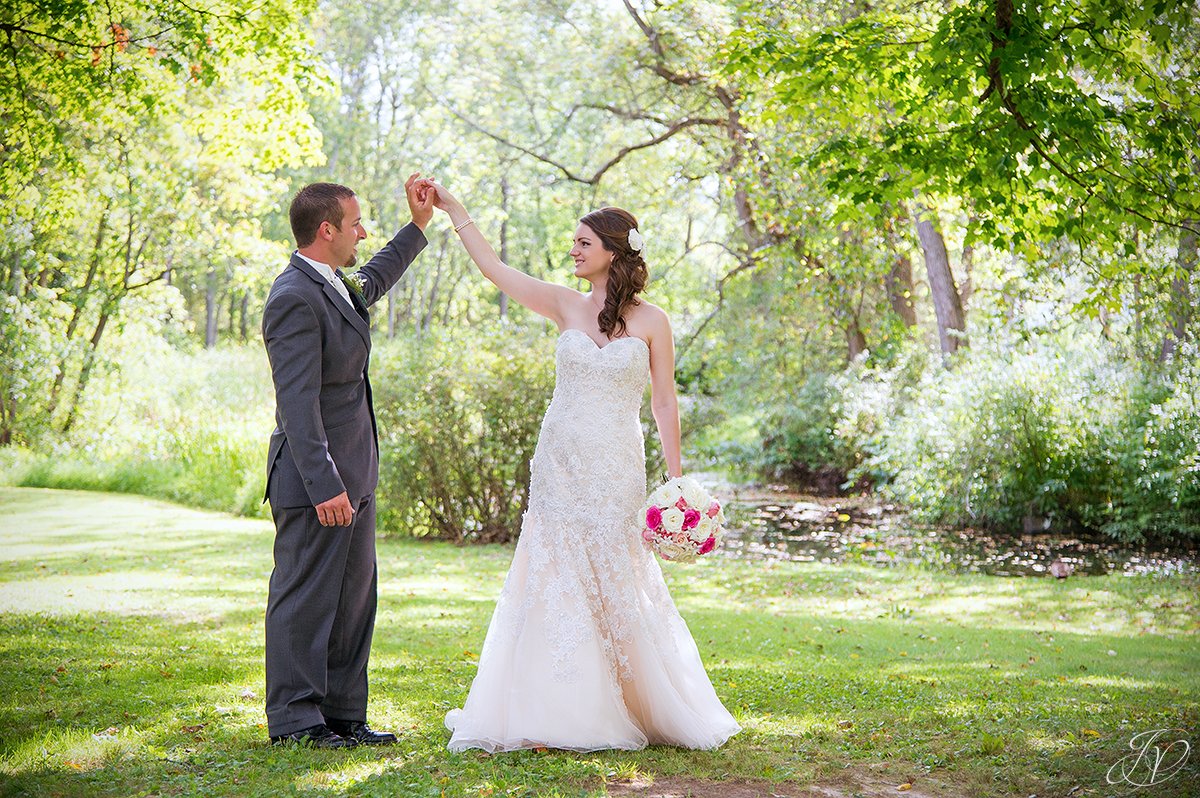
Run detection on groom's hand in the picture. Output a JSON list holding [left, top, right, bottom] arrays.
[[316, 491, 354, 527], [405, 172, 435, 231]]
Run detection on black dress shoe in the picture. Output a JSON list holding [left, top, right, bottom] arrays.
[[325, 719, 398, 745], [270, 723, 358, 748]]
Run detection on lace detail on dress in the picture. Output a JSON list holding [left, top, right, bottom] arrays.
[[445, 328, 741, 753]]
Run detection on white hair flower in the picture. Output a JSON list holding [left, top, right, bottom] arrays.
[[627, 228, 644, 252]]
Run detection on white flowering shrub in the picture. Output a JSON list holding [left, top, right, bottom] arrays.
[[837, 336, 1200, 542], [0, 294, 62, 445]]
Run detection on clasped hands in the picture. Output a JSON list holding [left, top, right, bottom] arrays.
[[406, 174, 464, 220]]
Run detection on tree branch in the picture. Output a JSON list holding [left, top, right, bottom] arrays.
[[438, 96, 714, 185], [677, 253, 765, 359]]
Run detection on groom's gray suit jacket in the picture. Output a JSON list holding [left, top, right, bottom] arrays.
[[262, 224, 427, 508]]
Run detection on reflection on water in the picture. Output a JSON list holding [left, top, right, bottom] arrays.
[[720, 495, 1198, 577]]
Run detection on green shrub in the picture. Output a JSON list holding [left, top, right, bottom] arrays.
[[1094, 350, 1200, 542], [840, 335, 1200, 542], [758, 373, 860, 493], [1, 332, 273, 518], [372, 326, 556, 542]]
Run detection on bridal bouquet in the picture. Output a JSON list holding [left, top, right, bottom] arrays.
[[640, 476, 726, 562]]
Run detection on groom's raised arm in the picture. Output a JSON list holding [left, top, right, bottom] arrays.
[[352, 173, 434, 306], [263, 290, 346, 507], [354, 224, 427, 306]]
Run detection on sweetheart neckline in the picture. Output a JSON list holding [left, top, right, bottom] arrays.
[[559, 328, 649, 352]]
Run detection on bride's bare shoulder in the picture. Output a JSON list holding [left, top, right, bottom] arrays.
[[632, 300, 670, 327], [627, 300, 672, 344]]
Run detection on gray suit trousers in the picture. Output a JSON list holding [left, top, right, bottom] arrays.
[[264, 493, 377, 736]]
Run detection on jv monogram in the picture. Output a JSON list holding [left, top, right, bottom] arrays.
[[1106, 728, 1191, 787]]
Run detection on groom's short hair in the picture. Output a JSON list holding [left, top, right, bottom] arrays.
[[290, 183, 356, 247]]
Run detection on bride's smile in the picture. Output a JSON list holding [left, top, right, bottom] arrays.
[[570, 223, 610, 280]]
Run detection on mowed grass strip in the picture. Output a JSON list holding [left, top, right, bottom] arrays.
[[0, 487, 1197, 797]]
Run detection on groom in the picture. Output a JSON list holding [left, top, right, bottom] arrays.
[[261, 174, 433, 748]]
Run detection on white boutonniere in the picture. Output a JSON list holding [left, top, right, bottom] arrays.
[[343, 272, 366, 296]]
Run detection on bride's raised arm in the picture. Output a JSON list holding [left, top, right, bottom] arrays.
[[428, 181, 575, 325]]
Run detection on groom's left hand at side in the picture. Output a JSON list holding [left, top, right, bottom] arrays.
[[316, 491, 354, 527]]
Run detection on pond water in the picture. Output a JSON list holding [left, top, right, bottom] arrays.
[[719, 490, 1198, 577]]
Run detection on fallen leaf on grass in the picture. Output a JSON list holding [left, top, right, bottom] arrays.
[[1081, 728, 1101, 738], [181, 724, 206, 734], [838, 720, 854, 729], [897, 783, 912, 792]]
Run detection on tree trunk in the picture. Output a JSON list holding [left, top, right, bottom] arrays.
[[205, 269, 218, 348], [817, 252, 868, 362], [913, 204, 967, 356], [845, 322, 867, 360], [499, 176, 510, 320], [238, 292, 250, 342], [48, 205, 110, 417], [388, 282, 399, 338], [884, 252, 917, 327], [62, 308, 112, 432], [960, 238, 976, 315], [8, 250, 22, 296], [421, 244, 446, 333], [0, 400, 13, 445], [1161, 220, 1198, 362]]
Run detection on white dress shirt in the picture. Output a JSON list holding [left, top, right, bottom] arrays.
[[295, 252, 355, 310]]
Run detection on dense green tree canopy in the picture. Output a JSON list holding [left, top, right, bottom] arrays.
[[2, 0, 1197, 540]]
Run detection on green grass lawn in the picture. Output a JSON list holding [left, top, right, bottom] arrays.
[[0, 487, 1197, 797]]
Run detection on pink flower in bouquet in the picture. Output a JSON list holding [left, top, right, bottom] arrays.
[[682, 508, 701, 530], [641, 528, 656, 542], [675, 497, 688, 511], [698, 536, 716, 555], [672, 532, 688, 544], [645, 506, 662, 529], [707, 500, 721, 518]]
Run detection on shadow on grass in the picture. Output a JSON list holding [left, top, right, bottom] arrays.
[[2, 605, 1198, 796], [2, 488, 1198, 797]]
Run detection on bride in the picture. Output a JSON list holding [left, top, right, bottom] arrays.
[[428, 182, 740, 753]]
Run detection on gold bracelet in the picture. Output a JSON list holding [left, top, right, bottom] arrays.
[[453, 218, 475, 233]]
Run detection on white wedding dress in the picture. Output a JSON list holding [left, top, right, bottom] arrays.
[[444, 328, 741, 752]]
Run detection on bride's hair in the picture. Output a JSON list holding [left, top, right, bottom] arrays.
[[579, 207, 648, 339]]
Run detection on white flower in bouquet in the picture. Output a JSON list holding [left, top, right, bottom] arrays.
[[657, 480, 686, 504], [691, 515, 715, 543], [660, 507, 685, 534], [682, 481, 708, 511]]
